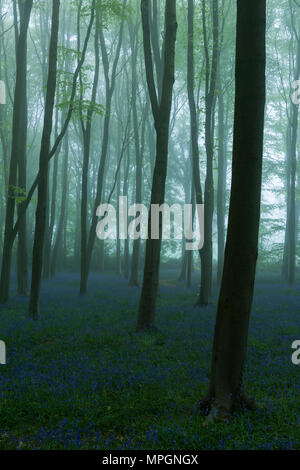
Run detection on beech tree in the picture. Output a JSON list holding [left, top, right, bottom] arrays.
[[137, 0, 177, 331], [200, 0, 266, 420], [0, 0, 33, 304], [29, 0, 61, 319]]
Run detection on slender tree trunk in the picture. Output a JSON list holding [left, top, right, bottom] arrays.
[[80, 3, 126, 293], [186, 0, 204, 292], [178, 242, 188, 282], [123, 147, 130, 278], [288, 38, 300, 285], [200, 0, 266, 420], [43, 104, 62, 279], [0, 1, 95, 302], [197, 0, 219, 306], [129, 22, 142, 286], [0, 4, 9, 193], [137, 0, 177, 331], [79, 9, 100, 294], [51, 131, 69, 277], [187, 181, 195, 289], [0, 0, 33, 304], [29, 0, 60, 319], [16, 0, 31, 295], [282, 123, 291, 279], [216, 75, 226, 284]]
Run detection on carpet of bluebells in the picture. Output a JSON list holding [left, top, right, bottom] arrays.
[[0, 270, 299, 450]]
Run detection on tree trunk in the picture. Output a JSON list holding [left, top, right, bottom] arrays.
[[282, 123, 291, 279], [79, 9, 100, 294], [129, 22, 142, 286], [186, 0, 204, 292], [16, 0, 31, 295], [0, 0, 33, 304], [137, 0, 177, 331], [80, 3, 126, 293], [197, 0, 219, 306], [287, 38, 300, 285], [51, 131, 69, 277], [29, 0, 60, 319], [200, 0, 266, 420], [216, 75, 226, 284]]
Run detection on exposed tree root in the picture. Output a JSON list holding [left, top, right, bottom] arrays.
[[196, 389, 258, 424]]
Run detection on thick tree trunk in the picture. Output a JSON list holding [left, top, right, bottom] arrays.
[[200, 0, 266, 420]]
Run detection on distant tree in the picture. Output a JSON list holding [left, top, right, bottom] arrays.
[[80, 0, 127, 295], [128, 19, 142, 287], [197, 0, 219, 306], [186, 0, 203, 289], [287, 0, 300, 285], [79, 6, 100, 295], [0, 0, 96, 306]]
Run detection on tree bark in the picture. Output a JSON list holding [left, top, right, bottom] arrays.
[[129, 21, 142, 287], [0, 0, 33, 303], [29, 0, 60, 319], [137, 0, 177, 331], [51, 131, 69, 277], [216, 75, 226, 284], [80, 1, 126, 294], [197, 0, 219, 306], [187, 0, 204, 292], [79, 8, 100, 294], [200, 0, 266, 420], [0, 0, 95, 303], [287, 37, 300, 285]]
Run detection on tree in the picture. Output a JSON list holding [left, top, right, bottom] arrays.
[[0, 0, 96, 304], [287, 0, 300, 285], [29, 0, 61, 319], [0, 0, 33, 303], [136, 0, 177, 331], [128, 19, 143, 287], [187, 0, 204, 291], [197, 0, 219, 306], [80, 0, 126, 294], [200, 0, 266, 420], [79, 5, 100, 295]]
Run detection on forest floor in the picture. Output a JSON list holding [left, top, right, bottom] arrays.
[[0, 270, 299, 450]]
